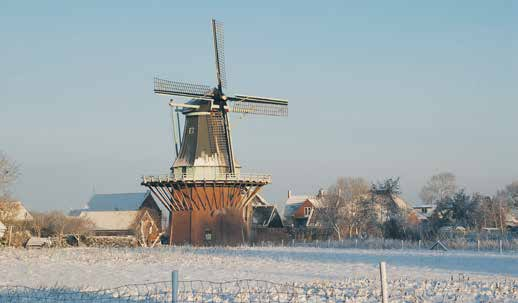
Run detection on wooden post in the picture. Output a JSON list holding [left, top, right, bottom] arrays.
[[379, 262, 389, 303], [8, 226, 13, 247], [171, 270, 178, 303], [169, 211, 174, 246]]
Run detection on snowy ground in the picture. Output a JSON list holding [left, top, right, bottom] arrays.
[[1, 246, 517, 302]]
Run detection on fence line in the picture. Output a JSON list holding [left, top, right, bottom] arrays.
[[254, 237, 518, 252], [2, 270, 518, 302]]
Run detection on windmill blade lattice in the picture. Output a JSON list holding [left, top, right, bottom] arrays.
[[154, 78, 213, 98], [228, 95, 288, 116], [212, 19, 227, 89]]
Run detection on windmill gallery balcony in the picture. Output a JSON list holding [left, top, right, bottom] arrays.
[[142, 172, 272, 185]]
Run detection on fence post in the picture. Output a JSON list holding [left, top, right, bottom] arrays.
[[499, 240, 503, 254], [171, 270, 178, 303], [401, 240, 404, 249], [379, 262, 389, 303], [8, 226, 13, 247], [328, 239, 331, 248], [477, 239, 480, 252], [355, 239, 358, 248], [418, 240, 421, 250]]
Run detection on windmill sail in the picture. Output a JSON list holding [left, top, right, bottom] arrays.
[[212, 19, 227, 89], [228, 95, 288, 116], [154, 78, 213, 98]]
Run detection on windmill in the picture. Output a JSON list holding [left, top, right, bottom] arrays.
[[142, 19, 288, 245]]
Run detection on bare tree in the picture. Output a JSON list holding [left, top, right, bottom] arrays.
[[320, 177, 371, 239], [0, 151, 19, 201], [419, 172, 457, 205]]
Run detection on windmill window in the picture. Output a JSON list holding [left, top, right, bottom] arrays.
[[188, 127, 195, 134], [304, 207, 312, 217]]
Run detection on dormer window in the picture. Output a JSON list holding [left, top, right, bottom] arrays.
[[304, 207, 312, 217]]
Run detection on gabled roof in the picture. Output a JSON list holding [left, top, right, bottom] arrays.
[[0, 201, 33, 221], [283, 194, 322, 218], [79, 211, 139, 231], [252, 194, 269, 206], [87, 192, 149, 211], [391, 195, 411, 210]]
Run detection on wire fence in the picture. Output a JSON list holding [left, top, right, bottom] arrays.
[[1, 272, 518, 302], [0, 280, 358, 303], [254, 237, 518, 253]]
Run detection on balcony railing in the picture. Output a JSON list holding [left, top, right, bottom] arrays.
[[142, 172, 272, 183]]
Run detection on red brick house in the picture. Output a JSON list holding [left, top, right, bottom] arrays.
[[283, 190, 323, 228]]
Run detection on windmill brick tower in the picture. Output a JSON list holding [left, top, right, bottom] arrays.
[[141, 19, 288, 246]]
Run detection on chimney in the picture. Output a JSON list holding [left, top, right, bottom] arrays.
[[288, 190, 292, 198]]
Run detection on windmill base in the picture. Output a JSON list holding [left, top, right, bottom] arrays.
[[168, 207, 252, 246]]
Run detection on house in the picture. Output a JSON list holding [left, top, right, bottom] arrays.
[[412, 204, 436, 221], [506, 208, 518, 228], [251, 195, 283, 228], [79, 211, 140, 236], [283, 190, 323, 228], [0, 201, 33, 222], [71, 192, 162, 236]]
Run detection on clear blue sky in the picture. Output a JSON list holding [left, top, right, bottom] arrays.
[[1, 1, 516, 211]]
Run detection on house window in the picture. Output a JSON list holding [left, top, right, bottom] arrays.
[[188, 127, 195, 134], [304, 207, 312, 217]]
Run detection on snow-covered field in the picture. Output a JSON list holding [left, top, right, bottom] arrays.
[[1, 246, 517, 302]]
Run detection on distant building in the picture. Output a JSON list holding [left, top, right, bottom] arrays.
[[251, 195, 283, 228], [79, 210, 139, 236], [71, 192, 162, 236], [0, 201, 33, 222], [506, 208, 518, 228], [283, 190, 323, 228], [412, 204, 436, 221]]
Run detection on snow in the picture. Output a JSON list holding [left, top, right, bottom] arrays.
[[1, 246, 517, 301]]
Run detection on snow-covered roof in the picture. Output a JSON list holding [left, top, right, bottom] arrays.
[[0, 201, 33, 221], [283, 194, 322, 218], [391, 195, 411, 210], [412, 204, 435, 209], [87, 192, 149, 211], [252, 194, 270, 207], [79, 211, 139, 231]]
